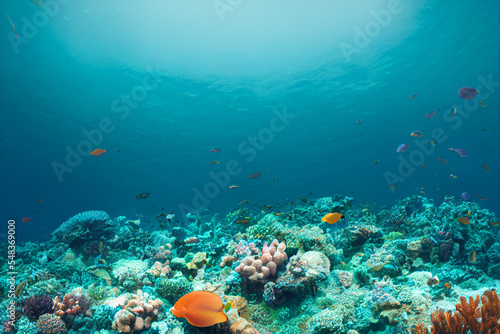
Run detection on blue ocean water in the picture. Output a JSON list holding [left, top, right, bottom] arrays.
[[1, 0, 499, 242]]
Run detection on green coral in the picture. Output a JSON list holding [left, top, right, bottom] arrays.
[[316, 297, 333, 309], [156, 273, 192, 304], [383, 232, 404, 241], [87, 285, 107, 303]]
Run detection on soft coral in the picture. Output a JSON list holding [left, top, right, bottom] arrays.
[[22, 294, 53, 321], [412, 289, 500, 334]]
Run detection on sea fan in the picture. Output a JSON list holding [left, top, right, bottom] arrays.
[[23, 294, 54, 321]]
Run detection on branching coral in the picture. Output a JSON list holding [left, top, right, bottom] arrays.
[[430, 309, 467, 334], [414, 289, 500, 334], [53, 291, 91, 318]]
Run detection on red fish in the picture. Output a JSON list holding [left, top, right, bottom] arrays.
[[22, 217, 33, 223], [425, 108, 439, 119], [210, 148, 222, 153], [90, 149, 106, 156], [437, 157, 448, 164]]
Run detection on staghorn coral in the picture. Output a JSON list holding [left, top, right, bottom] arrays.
[[417, 289, 500, 334], [455, 289, 500, 334]]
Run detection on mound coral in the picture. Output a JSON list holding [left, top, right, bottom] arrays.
[[36, 314, 66, 333], [109, 289, 164, 333], [235, 239, 287, 281]]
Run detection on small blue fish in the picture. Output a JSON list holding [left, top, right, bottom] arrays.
[[397, 144, 409, 153]]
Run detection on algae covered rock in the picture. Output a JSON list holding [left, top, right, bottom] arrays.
[[293, 251, 330, 281]]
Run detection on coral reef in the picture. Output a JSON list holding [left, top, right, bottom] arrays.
[[1, 196, 499, 334]]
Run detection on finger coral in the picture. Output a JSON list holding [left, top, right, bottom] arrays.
[[414, 289, 500, 334]]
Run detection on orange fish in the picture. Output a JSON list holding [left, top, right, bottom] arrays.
[[321, 212, 344, 224], [408, 94, 417, 100], [450, 174, 458, 179], [492, 222, 498, 226], [22, 217, 33, 223], [229, 185, 239, 189], [410, 131, 424, 137], [457, 217, 470, 225], [90, 149, 106, 156], [6, 14, 16, 39], [444, 283, 451, 290], [170, 291, 228, 327], [482, 165, 489, 173], [236, 220, 248, 224], [209, 160, 220, 165]]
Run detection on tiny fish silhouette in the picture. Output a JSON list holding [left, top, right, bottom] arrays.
[[135, 192, 152, 200], [247, 172, 261, 179], [425, 108, 439, 119]]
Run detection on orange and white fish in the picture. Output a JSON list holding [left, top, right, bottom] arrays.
[[229, 185, 239, 189]]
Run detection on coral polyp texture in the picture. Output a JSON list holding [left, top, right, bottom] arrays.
[[1, 195, 500, 334]]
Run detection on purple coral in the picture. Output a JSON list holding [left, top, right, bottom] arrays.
[[23, 294, 54, 321], [458, 87, 479, 100]]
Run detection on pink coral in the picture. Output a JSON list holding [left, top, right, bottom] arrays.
[[152, 244, 172, 261], [235, 240, 287, 281], [109, 290, 163, 333], [146, 260, 171, 278]]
